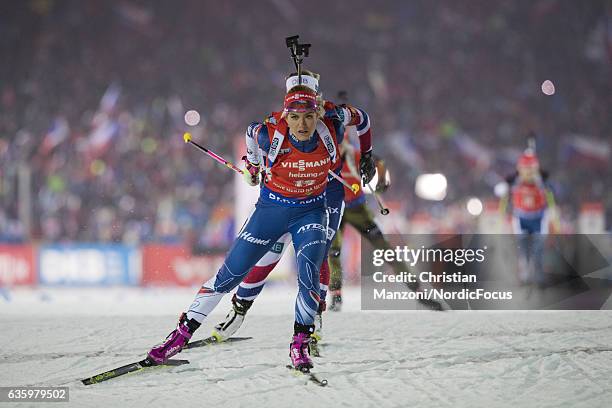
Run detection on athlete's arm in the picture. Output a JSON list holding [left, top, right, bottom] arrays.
[[245, 122, 266, 165], [244, 122, 269, 186], [338, 105, 371, 154], [327, 102, 375, 183], [342, 105, 374, 183]]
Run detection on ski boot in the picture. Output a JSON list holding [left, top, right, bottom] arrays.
[[329, 290, 342, 312], [147, 313, 200, 364], [290, 325, 314, 371], [309, 303, 324, 356], [211, 294, 253, 342]]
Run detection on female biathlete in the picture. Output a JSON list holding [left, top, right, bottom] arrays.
[[210, 71, 375, 347], [146, 72, 366, 371]]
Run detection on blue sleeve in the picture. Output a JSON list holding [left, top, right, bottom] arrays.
[[246, 121, 270, 155], [324, 106, 345, 146], [333, 119, 344, 146], [257, 125, 271, 154]]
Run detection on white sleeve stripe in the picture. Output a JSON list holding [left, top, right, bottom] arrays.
[[238, 281, 266, 289], [341, 107, 352, 126], [356, 109, 370, 135], [357, 122, 370, 136], [237, 295, 259, 301], [357, 107, 364, 126], [245, 124, 262, 164]]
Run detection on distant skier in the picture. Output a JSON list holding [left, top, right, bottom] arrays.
[[500, 149, 559, 286]]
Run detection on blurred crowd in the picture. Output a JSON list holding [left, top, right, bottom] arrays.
[[1, 0, 610, 248]]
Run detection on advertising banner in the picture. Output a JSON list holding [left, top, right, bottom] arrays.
[[0, 245, 36, 286], [142, 245, 225, 286], [39, 244, 140, 286]]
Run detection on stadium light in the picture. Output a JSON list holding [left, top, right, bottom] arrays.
[[466, 197, 483, 216], [493, 181, 509, 198], [415, 173, 447, 201]]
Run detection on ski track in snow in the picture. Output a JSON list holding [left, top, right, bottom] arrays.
[[1, 287, 611, 408]]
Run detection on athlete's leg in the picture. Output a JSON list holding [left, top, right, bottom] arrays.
[[513, 216, 531, 284], [531, 212, 548, 286], [289, 207, 328, 328], [328, 218, 345, 302], [211, 233, 292, 341], [148, 201, 287, 362], [319, 195, 345, 308], [285, 205, 328, 369], [348, 203, 442, 310], [186, 202, 287, 322], [347, 203, 388, 250], [235, 232, 292, 301], [348, 203, 412, 283]]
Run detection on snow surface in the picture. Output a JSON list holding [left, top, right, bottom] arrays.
[[1, 286, 612, 408]]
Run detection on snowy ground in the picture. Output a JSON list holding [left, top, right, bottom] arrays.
[[1, 286, 612, 408]]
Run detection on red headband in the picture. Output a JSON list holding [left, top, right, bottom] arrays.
[[284, 90, 317, 112], [518, 153, 539, 168]]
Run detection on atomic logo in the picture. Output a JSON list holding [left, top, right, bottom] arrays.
[[297, 223, 326, 234]]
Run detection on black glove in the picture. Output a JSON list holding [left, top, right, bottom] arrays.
[[360, 150, 376, 185]]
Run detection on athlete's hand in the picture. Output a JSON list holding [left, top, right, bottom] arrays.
[[360, 150, 376, 185], [242, 156, 261, 186]]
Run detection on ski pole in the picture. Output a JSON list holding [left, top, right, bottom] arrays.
[[364, 179, 390, 215], [328, 170, 360, 194], [183, 132, 245, 175]]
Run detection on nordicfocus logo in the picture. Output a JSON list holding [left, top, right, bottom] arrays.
[[297, 223, 326, 234], [239, 231, 271, 245], [281, 158, 330, 172]]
